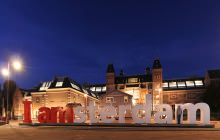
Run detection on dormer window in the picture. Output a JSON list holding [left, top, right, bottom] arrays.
[[39, 82, 51, 91], [56, 82, 63, 87]]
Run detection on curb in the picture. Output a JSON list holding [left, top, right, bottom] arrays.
[[19, 123, 215, 128]]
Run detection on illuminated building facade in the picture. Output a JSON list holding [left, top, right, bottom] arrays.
[[27, 76, 99, 119], [11, 59, 220, 119], [87, 58, 208, 110]]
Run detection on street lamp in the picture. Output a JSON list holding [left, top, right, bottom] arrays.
[[84, 94, 88, 121], [1, 58, 22, 124], [158, 88, 162, 104], [13, 61, 22, 70], [84, 94, 88, 107], [2, 69, 9, 76]]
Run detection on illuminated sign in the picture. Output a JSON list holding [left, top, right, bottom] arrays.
[[23, 95, 210, 124]]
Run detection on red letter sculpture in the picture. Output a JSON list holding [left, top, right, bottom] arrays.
[[48, 107, 60, 123], [59, 107, 74, 123], [23, 101, 32, 123], [38, 107, 51, 123]]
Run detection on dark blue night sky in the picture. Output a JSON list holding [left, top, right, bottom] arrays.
[[0, 0, 220, 89]]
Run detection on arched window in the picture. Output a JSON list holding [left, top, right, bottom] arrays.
[[36, 97, 40, 103]]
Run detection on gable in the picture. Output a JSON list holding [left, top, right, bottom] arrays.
[[104, 90, 132, 97]]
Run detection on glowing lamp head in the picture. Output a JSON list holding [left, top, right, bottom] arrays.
[[13, 61, 22, 70], [84, 94, 88, 97], [2, 69, 9, 76]]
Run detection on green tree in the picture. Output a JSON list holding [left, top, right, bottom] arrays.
[[2, 80, 17, 118]]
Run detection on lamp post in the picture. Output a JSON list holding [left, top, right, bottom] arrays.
[[158, 88, 162, 104], [1, 58, 22, 124], [84, 94, 88, 121]]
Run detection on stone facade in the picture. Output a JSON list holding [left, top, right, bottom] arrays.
[[31, 88, 99, 119]]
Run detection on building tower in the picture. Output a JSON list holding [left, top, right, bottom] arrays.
[[146, 66, 150, 75], [152, 58, 163, 109], [106, 63, 115, 93], [120, 67, 124, 76]]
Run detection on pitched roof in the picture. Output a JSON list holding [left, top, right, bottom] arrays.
[[106, 63, 115, 73], [152, 58, 162, 69], [207, 69, 220, 79], [85, 84, 106, 95], [104, 90, 132, 97], [31, 76, 99, 99], [19, 88, 31, 97]]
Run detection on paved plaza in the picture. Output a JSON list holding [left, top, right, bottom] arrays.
[[0, 122, 219, 140]]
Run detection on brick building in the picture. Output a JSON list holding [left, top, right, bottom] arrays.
[[12, 88, 30, 119], [87, 58, 213, 111], [12, 76, 99, 120], [10, 59, 220, 120], [100, 90, 132, 118]]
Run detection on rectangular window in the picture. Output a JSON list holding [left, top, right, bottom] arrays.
[[42, 82, 46, 87], [177, 82, 186, 88], [124, 96, 128, 103], [36, 97, 40, 103], [148, 83, 152, 89], [169, 82, 177, 88], [186, 81, 195, 87], [91, 92, 97, 98], [96, 87, 102, 92], [128, 78, 138, 83], [162, 82, 168, 88], [83, 89, 88, 94], [71, 83, 81, 91], [90, 87, 96, 91], [102, 86, 106, 92], [40, 82, 51, 91], [106, 97, 114, 103], [126, 84, 139, 88], [56, 82, 63, 87], [195, 80, 203, 86]]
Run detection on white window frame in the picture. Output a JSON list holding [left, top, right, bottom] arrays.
[[56, 82, 63, 87], [106, 97, 114, 103]]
